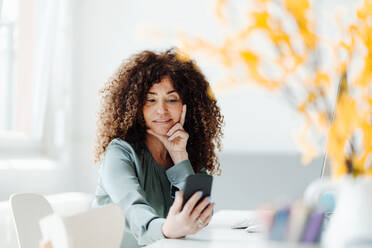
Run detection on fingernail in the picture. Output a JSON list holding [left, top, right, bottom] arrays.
[[207, 196, 212, 202], [198, 191, 203, 196], [167, 131, 171, 136]]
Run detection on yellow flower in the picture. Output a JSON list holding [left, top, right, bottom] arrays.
[[215, 0, 228, 23], [314, 72, 330, 87], [327, 124, 348, 179], [356, 0, 372, 20], [355, 54, 372, 87], [251, 11, 270, 29], [354, 116, 372, 174], [175, 48, 191, 62], [317, 112, 329, 129], [284, 0, 309, 20], [326, 94, 364, 178], [269, 29, 291, 46], [240, 50, 281, 89], [240, 50, 258, 65], [296, 123, 318, 164], [335, 95, 359, 138], [297, 92, 317, 115], [284, 0, 317, 49], [339, 41, 352, 52], [253, 0, 270, 3]]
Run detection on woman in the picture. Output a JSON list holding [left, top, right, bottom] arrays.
[[92, 49, 224, 247]]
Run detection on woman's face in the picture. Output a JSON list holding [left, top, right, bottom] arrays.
[[143, 76, 183, 136]]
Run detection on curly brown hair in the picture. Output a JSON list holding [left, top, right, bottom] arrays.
[[94, 48, 224, 175]]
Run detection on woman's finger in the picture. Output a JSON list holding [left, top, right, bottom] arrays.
[[180, 105, 187, 126], [182, 191, 203, 215], [190, 197, 210, 221], [168, 130, 188, 141], [198, 202, 214, 223], [168, 191, 183, 215], [201, 211, 213, 228], [167, 123, 183, 137]]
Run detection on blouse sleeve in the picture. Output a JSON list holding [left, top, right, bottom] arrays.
[[100, 144, 165, 246], [165, 159, 195, 192]]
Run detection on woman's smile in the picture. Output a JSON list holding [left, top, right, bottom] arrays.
[[153, 119, 172, 124]]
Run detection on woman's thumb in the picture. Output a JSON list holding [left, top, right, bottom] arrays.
[[169, 190, 183, 215]]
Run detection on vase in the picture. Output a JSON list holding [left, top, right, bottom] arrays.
[[304, 176, 372, 248]]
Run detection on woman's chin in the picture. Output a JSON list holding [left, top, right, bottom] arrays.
[[151, 127, 169, 136]]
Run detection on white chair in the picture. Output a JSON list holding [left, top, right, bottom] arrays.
[[39, 204, 125, 248], [9, 193, 54, 248]]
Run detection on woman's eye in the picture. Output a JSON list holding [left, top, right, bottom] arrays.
[[146, 99, 156, 103], [168, 99, 179, 103]]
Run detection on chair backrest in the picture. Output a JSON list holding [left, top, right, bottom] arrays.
[[9, 193, 54, 248], [39, 204, 125, 248]]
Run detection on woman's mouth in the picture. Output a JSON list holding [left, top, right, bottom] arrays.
[[153, 119, 172, 124]]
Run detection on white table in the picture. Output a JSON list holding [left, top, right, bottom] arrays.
[[147, 210, 320, 248]]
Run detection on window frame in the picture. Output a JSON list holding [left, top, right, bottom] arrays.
[[0, 0, 47, 157]]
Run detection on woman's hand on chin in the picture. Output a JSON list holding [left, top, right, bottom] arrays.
[[162, 190, 214, 239], [147, 105, 189, 164]]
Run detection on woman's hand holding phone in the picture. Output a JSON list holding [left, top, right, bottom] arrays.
[[162, 190, 214, 239]]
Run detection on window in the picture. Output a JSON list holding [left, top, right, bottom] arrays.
[[0, 19, 15, 132], [0, 0, 17, 133], [0, 0, 45, 154]]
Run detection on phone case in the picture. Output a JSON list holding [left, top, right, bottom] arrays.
[[182, 174, 213, 207]]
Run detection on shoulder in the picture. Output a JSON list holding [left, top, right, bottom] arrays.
[[99, 139, 143, 189], [104, 138, 139, 164], [107, 138, 134, 152]]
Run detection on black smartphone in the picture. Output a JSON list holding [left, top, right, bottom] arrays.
[[182, 174, 213, 208]]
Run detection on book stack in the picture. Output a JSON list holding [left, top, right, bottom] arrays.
[[263, 200, 331, 244]]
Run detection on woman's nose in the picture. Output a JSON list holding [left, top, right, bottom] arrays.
[[156, 101, 168, 114]]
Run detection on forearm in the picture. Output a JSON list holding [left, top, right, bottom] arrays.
[[126, 206, 166, 245], [166, 159, 195, 192], [114, 190, 166, 245]]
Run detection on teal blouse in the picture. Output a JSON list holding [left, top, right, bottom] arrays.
[[91, 138, 196, 247]]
